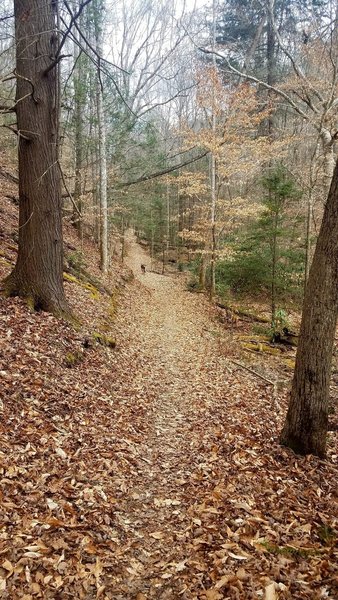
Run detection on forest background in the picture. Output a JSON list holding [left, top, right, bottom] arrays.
[[0, 2, 337, 597], [1, 0, 337, 308], [0, 0, 338, 454]]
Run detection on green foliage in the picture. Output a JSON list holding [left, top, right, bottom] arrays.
[[186, 279, 201, 292], [67, 251, 85, 272], [259, 540, 316, 559], [132, 192, 167, 252], [317, 524, 336, 545], [252, 323, 271, 336], [92, 331, 116, 348], [270, 308, 289, 341], [215, 246, 271, 295], [64, 351, 83, 368], [216, 166, 305, 304]]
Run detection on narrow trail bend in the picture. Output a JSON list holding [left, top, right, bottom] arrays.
[[102, 232, 289, 599], [100, 233, 337, 600], [1, 229, 336, 600], [111, 232, 235, 598]]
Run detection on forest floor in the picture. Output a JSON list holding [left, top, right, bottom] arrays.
[[0, 187, 337, 599]]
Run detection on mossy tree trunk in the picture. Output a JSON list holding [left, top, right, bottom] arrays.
[[3, 0, 70, 317], [280, 159, 338, 458]]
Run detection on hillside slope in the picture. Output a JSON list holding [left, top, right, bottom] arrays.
[[0, 191, 337, 599]]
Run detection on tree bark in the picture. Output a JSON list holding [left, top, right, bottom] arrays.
[[280, 159, 338, 457], [209, 0, 217, 300], [72, 20, 85, 236], [94, 1, 108, 273], [321, 129, 335, 192], [3, 0, 70, 317]]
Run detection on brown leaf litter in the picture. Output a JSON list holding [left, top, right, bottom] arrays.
[[0, 197, 337, 599]]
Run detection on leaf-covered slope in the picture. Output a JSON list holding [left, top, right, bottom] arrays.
[[0, 200, 337, 599]]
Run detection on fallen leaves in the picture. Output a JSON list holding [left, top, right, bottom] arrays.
[[149, 531, 165, 540], [0, 209, 337, 598]]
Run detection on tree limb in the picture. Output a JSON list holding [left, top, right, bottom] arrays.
[[58, 161, 82, 217], [200, 46, 315, 127], [119, 150, 209, 187]]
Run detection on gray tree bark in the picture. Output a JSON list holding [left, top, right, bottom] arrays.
[[280, 159, 338, 457], [94, 1, 108, 273]]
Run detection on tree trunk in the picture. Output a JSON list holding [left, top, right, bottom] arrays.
[[199, 255, 207, 289], [72, 21, 85, 236], [304, 189, 313, 286], [209, 0, 217, 300], [280, 159, 338, 457], [96, 75, 108, 272], [271, 209, 278, 332], [321, 129, 335, 192], [94, 1, 108, 273], [3, 0, 70, 318]]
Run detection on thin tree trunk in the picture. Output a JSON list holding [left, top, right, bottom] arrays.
[[3, 0, 69, 317], [94, 4, 108, 273], [72, 21, 85, 236], [151, 211, 154, 271], [166, 181, 170, 252], [271, 210, 278, 332], [280, 159, 338, 457], [162, 242, 165, 274], [209, 0, 217, 300], [304, 189, 312, 286], [321, 129, 335, 192], [121, 216, 125, 262], [199, 254, 206, 289]]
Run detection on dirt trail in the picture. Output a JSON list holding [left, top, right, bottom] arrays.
[[1, 225, 336, 600], [109, 232, 233, 598]]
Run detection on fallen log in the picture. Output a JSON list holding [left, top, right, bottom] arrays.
[[216, 302, 270, 324]]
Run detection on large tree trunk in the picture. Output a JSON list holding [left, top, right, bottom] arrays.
[[280, 159, 338, 458], [3, 0, 69, 317]]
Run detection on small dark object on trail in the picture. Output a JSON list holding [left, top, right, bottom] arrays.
[[141, 264, 146, 274], [82, 337, 92, 349]]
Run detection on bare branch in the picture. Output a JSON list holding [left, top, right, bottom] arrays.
[[55, 0, 93, 61], [63, 1, 129, 75], [64, 24, 137, 119], [44, 53, 72, 76], [2, 124, 31, 141], [58, 161, 82, 217], [0, 13, 13, 22], [199, 46, 316, 128], [120, 150, 209, 187], [0, 167, 18, 185], [266, 0, 324, 106], [7, 70, 39, 103], [0, 104, 15, 113]]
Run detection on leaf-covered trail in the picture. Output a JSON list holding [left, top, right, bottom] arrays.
[[113, 231, 233, 597], [100, 233, 337, 599], [0, 215, 336, 600]]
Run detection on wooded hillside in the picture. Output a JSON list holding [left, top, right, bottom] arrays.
[[0, 1, 337, 598]]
